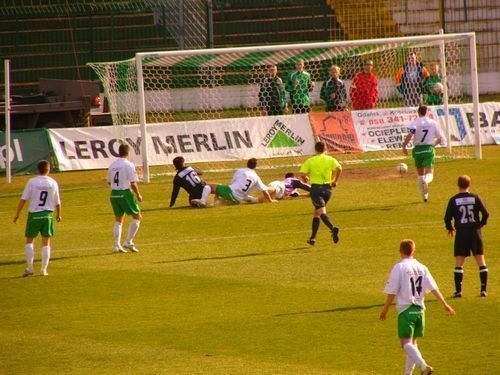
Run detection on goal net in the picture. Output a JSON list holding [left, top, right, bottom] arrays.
[[87, 33, 480, 181]]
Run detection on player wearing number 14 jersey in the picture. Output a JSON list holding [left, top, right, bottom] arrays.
[[380, 240, 455, 375], [444, 175, 489, 298], [402, 105, 444, 202], [13, 160, 61, 277], [108, 144, 143, 253]]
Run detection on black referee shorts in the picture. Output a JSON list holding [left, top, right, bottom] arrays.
[[310, 184, 332, 209]]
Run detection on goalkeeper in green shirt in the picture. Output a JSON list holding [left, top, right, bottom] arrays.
[[423, 62, 444, 105], [286, 59, 315, 113]]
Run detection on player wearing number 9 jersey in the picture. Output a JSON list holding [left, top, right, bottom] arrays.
[[107, 144, 142, 253], [380, 239, 455, 375], [402, 105, 444, 202], [13, 160, 61, 277], [444, 175, 489, 298]]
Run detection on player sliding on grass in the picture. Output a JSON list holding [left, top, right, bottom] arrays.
[[107, 144, 143, 253], [193, 158, 276, 206], [380, 239, 455, 375], [170, 156, 213, 208], [267, 172, 311, 200], [298, 141, 342, 246]]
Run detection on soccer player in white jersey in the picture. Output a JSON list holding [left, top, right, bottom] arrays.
[[380, 239, 455, 375], [213, 158, 276, 204], [13, 160, 61, 277], [107, 144, 143, 253], [402, 105, 444, 202]]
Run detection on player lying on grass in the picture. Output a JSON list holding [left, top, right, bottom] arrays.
[[191, 158, 276, 206], [268, 172, 312, 200], [169, 156, 213, 208]]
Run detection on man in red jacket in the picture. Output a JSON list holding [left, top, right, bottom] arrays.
[[350, 60, 379, 110]]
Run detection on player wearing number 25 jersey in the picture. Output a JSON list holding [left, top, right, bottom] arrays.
[[444, 175, 489, 298], [13, 160, 61, 277], [380, 240, 454, 375], [107, 144, 142, 253]]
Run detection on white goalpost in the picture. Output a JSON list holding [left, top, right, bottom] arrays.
[[88, 32, 480, 182]]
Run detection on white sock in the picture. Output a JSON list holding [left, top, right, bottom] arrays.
[[25, 243, 34, 271], [403, 342, 427, 370], [113, 222, 123, 247], [41, 246, 51, 271], [126, 219, 140, 244], [425, 173, 434, 184], [404, 345, 417, 375], [417, 176, 425, 195], [201, 185, 211, 202]]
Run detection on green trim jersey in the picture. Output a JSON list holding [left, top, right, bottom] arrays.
[[21, 175, 61, 213], [383, 258, 438, 314], [408, 117, 444, 147], [108, 157, 139, 190], [299, 154, 341, 185]]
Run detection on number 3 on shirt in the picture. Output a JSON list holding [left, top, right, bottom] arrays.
[[242, 179, 252, 192]]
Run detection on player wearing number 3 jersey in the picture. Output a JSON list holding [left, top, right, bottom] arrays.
[[402, 105, 444, 202], [380, 240, 455, 375], [213, 158, 275, 204], [13, 160, 61, 277], [107, 144, 142, 253]]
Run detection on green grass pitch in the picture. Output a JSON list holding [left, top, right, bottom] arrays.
[[1, 146, 499, 374]]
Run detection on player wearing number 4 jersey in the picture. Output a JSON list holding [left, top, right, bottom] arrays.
[[107, 144, 142, 253], [380, 240, 455, 375], [444, 175, 489, 298], [402, 105, 444, 202], [13, 160, 61, 277], [170, 156, 213, 208]]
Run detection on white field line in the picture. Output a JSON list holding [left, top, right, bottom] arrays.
[[0, 221, 440, 258]]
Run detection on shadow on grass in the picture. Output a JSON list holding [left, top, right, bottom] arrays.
[[275, 300, 438, 317], [0, 251, 115, 279], [158, 246, 312, 264], [274, 303, 386, 316], [335, 201, 421, 213]]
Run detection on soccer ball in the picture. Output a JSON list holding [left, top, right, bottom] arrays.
[[432, 82, 444, 94], [396, 163, 408, 174], [268, 180, 285, 199]]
